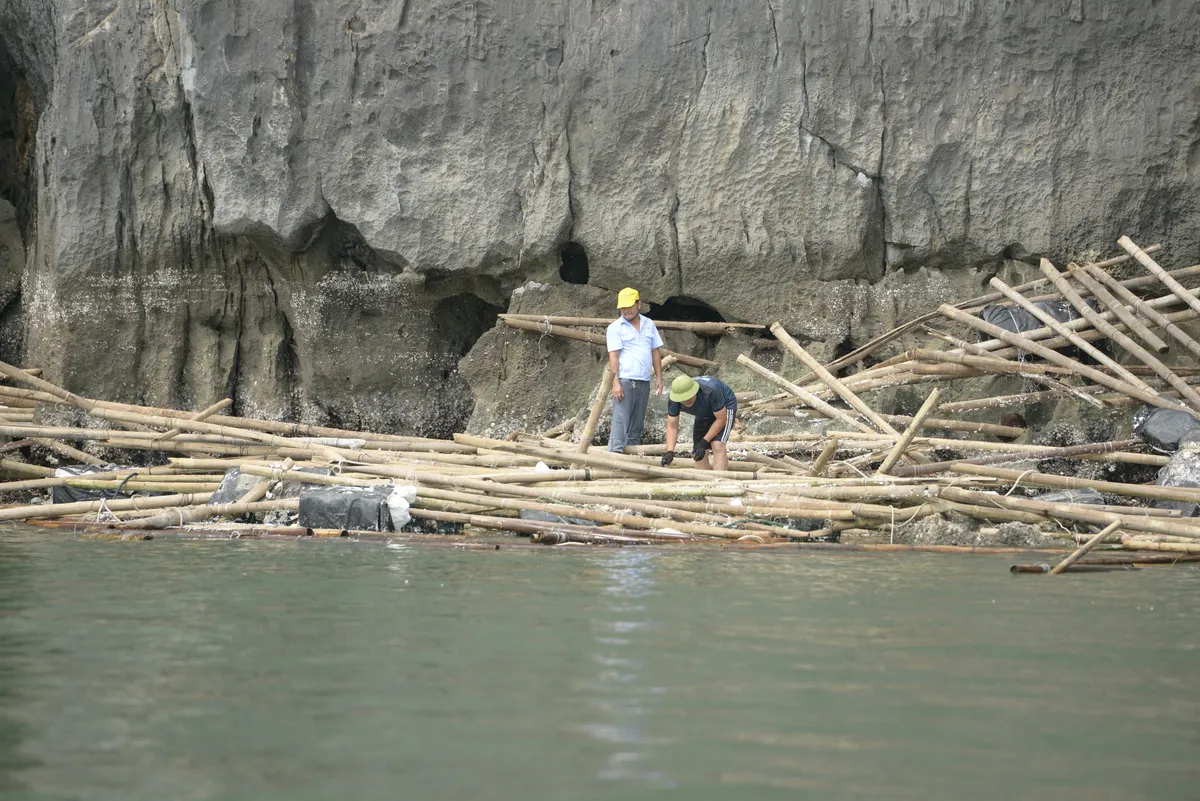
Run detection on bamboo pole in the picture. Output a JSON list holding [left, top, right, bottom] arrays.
[[499, 317, 718, 368], [576, 366, 613, 453], [0, 409, 108, 466], [986, 278, 1151, 390], [734, 354, 876, 434], [152, 398, 233, 444], [769, 323, 899, 436], [1082, 263, 1200, 362], [1050, 521, 1122, 575], [0, 491, 216, 521], [1118, 236, 1200, 319], [890, 438, 1150, 478], [802, 247, 1167, 378], [947, 463, 1200, 508], [938, 487, 1200, 539], [1068, 264, 1169, 353], [0, 458, 56, 477], [810, 438, 839, 476], [876, 388, 941, 476], [968, 277, 1200, 356], [937, 305, 1199, 418], [1039, 258, 1200, 409], [408, 507, 695, 541], [453, 433, 754, 481], [938, 387, 1101, 413], [500, 314, 765, 334], [0, 360, 98, 411], [1122, 538, 1200, 554]]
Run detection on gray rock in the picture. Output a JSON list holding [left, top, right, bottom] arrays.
[[0, 0, 1198, 435]]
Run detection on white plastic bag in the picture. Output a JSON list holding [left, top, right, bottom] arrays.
[[387, 484, 417, 530]]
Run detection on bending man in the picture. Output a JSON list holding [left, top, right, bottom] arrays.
[[605, 287, 664, 452], [662, 374, 737, 471]]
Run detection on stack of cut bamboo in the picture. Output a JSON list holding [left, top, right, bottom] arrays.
[[4, 237, 1200, 572]]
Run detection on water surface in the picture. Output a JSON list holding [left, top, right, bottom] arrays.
[[0, 527, 1195, 800]]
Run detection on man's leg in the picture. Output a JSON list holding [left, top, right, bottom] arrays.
[[692, 416, 714, 470], [608, 386, 631, 453], [711, 403, 736, 471], [624, 380, 651, 446]]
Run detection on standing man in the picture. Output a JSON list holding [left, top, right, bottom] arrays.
[[661, 374, 737, 471], [606, 287, 664, 453]]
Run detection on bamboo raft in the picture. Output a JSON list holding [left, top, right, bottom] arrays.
[[5, 236, 1200, 574]]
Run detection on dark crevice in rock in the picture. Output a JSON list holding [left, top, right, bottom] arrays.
[[830, 335, 860, 377], [227, 261, 246, 415], [653, 295, 724, 323], [876, 62, 888, 277], [698, 10, 713, 92], [666, 189, 681, 278], [800, 125, 877, 179], [766, 1, 779, 68], [799, 41, 809, 119], [558, 241, 589, 284], [328, 217, 395, 272], [563, 107, 576, 238]]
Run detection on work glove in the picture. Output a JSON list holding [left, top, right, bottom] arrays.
[[660, 452, 675, 467], [692, 439, 710, 462]]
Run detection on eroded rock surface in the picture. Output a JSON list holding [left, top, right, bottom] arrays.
[[0, 0, 1197, 433]]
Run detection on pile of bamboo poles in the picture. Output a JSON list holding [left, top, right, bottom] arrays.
[[3, 236, 1200, 572]]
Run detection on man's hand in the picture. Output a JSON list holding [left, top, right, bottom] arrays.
[[660, 452, 675, 467], [692, 439, 709, 462], [654, 376, 664, 396], [612, 378, 624, 402]]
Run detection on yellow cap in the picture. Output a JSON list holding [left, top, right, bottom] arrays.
[[616, 287, 640, 308]]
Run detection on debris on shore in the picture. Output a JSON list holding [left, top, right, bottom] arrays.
[[6, 236, 1200, 574]]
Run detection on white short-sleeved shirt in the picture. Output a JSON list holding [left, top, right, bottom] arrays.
[[606, 315, 664, 380]]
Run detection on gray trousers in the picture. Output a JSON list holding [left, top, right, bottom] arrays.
[[608, 378, 651, 452]]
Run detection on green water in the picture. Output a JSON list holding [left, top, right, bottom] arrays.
[[0, 528, 1195, 801]]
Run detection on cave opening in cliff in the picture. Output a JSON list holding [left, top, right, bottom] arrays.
[[558, 242, 589, 285], [0, 50, 28, 367], [651, 295, 725, 323], [0, 52, 34, 239], [427, 292, 505, 437]]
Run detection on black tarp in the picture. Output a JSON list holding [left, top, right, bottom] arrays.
[[1132, 405, 1200, 452], [298, 485, 395, 531]]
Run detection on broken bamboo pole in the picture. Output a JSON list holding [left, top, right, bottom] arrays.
[[810, 437, 839, 477], [576, 366, 613, 453], [152, 398, 234, 444], [1050, 520, 1122, 575], [876, 388, 941, 476]]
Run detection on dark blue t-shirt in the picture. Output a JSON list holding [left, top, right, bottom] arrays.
[[667, 376, 736, 419]]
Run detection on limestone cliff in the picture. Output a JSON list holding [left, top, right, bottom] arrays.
[[0, 0, 1197, 435]]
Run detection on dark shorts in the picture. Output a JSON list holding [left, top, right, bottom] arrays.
[[694, 401, 737, 445]]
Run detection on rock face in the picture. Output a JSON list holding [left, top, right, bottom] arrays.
[[0, 0, 1198, 434]]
